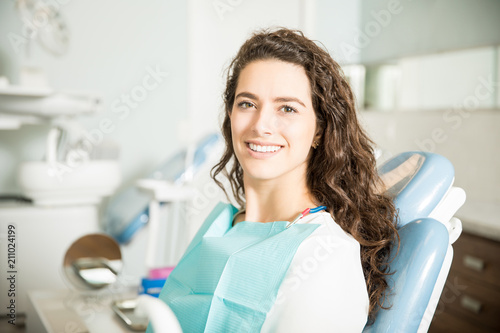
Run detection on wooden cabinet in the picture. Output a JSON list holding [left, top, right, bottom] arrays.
[[429, 232, 500, 332]]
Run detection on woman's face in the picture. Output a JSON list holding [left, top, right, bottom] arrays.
[[230, 59, 318, 183]]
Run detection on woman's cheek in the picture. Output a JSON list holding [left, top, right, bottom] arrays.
[[285, 120, 316, 152]]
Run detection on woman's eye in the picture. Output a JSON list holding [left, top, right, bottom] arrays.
[[238, 101, 254, 109], [281, 105, 297, 113]]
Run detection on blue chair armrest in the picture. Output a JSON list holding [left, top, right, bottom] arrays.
[[363, 218, 449, 333]]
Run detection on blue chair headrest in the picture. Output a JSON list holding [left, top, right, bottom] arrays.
[[378, 152, 455, 228]]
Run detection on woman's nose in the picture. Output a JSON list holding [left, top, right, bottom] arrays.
[[252, 106, 277, 136]]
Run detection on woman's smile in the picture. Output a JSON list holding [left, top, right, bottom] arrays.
[[245, 140, 284, 159]]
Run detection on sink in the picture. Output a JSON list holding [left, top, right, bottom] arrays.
[[18, 160, 121, 206]]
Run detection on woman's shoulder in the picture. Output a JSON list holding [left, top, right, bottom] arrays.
[[290, 211, 366, 284], [263, 212, 369, 333], [299, 211, 360, 249]]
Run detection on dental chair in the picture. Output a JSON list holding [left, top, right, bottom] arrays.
[[139, 151, 466, 332], [364, 151, 466, 332]]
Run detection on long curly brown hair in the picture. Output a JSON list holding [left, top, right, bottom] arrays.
[[211, 28, 399, 322]]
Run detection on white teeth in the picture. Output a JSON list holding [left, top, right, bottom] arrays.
[[249, 143, 282, 153]]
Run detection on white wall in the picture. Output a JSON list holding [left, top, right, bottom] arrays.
[[397, 46, 498, 110], [364, 46, 499, 111], [0, 0, 188, 194], [315, 0, 361, 64], [359, 0, 500, 63], [361, 109, 500, 205], [185, 0, 303, 139]]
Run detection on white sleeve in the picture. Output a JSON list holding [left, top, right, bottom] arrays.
[[261, 222, 369, 333]]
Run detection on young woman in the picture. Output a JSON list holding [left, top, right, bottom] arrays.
[[152, 28, 398, 333]]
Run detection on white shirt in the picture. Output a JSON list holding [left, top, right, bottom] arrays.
[[261, 212, 369, 332]]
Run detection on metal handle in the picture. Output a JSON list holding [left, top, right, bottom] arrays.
[[460, 295, 482, 314], [463, 255, 485, 272]]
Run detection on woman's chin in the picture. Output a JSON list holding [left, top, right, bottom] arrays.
[[242, 167, 281, 182]]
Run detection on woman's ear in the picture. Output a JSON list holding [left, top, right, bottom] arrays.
[[312, 135, 321, 149], [312, 128, 322, 149]]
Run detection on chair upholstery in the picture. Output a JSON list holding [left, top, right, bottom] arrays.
[[364, 151, 466, 333]]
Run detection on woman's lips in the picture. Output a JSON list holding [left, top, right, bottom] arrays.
[[245, 142, 283, 159]]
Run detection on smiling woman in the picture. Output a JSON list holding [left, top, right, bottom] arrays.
[[230, 59, 319, 188], [213, 28, 399, 329], [150, 28, 399, 333]]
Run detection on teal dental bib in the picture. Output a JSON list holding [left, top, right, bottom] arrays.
[[149, 202, 320, 332]]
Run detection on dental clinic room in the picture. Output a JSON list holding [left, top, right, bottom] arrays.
[[0, 0, 499, 332]]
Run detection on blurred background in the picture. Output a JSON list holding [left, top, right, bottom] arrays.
[[0, 0, 499, 332]]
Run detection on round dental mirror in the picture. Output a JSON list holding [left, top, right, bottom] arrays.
[[63, 233, 122, 290]]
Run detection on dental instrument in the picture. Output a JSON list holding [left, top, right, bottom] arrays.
[[286, 205, 327, 228]]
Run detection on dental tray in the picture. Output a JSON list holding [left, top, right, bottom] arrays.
[[111, 299, 149, 332]]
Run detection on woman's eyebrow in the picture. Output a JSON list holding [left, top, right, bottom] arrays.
[[274, 97, 306, 108], [235, 92, 259, 100], [235, 92, 306, 108]]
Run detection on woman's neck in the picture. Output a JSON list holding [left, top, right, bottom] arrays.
[[239, 171, 318, 224]]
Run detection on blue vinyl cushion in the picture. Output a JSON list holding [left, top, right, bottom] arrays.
[[378, 152, 455, 227], [363, 218, 449, 333]]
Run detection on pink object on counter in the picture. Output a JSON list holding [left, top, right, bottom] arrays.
[[149, 266, 175, 279]]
